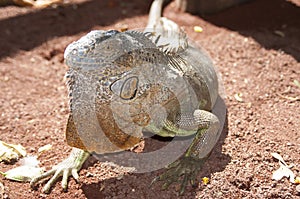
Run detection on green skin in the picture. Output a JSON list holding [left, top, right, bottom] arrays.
[[30, 1, 221, 195]]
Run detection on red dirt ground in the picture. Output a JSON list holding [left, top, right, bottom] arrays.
[[0, 0, 300, 198]]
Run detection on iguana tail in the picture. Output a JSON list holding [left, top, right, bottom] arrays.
[[145, 0, 187, 54], [147, 0, 164, 29]]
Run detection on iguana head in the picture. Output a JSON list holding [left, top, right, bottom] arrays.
[[64, 30, 178, 153], [64, 29, 166, 102], [64, 30, 121, 70], [64, 30, 159, 71]]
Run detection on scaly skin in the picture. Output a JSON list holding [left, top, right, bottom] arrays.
[[30, 0, 222, 195]]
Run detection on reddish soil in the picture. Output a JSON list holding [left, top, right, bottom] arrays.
[[0, 0, 300, 198]]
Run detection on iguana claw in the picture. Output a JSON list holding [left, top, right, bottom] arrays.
[[151, 156, 206, 195], [30, 148, 89, 193], [30, 165, 79, 193]]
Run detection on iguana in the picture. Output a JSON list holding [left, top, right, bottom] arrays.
[[30, 0, 222, 195]]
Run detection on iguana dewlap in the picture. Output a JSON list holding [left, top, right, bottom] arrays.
[[30, 0, 222, 195]]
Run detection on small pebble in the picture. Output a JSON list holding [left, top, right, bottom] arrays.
[[86, 172, 94, 177]]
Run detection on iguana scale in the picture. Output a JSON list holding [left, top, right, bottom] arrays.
[[30, 0, 221, 195]]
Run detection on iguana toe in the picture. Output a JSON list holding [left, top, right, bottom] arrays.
[[152, 156, 206, 195], [30, 148, 89, 193]]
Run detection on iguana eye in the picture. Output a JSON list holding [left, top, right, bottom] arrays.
[[110, 76, 138, 100]]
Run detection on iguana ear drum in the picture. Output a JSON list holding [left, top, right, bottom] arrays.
[[110, 76, 138, 100]]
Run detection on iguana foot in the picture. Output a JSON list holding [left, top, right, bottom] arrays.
[[151, 156, 206, 195], [30, 148, 90, 193]]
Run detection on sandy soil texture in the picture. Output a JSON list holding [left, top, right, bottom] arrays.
[[0, 0, 300, 198]]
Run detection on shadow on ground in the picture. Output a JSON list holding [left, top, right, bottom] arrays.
[[202, 0, 300, 61], [0, 0, 153, 59], [80, 102, 230, 198]]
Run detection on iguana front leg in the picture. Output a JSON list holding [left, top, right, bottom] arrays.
[[152, 110, 220, 195], [30, 148, 90, 193]]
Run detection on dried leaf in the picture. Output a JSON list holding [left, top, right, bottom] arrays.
[[271, 153, 296, 183], [271, 152, 287, 166], [20, 156, 40, 167], [297, 184, 300, 193], [0, 141, 27, 163], [294, 80, 300, 88], [234, 93, 243, 102], [202, 177, 209, 185], [38, 144, 52, 154], [13, 0, 63, 8], [194, 26, 203, 33], [1, 166, 44, 182], [0, 181, 4, 198], [272, 160, 295, 183], [277, 93, 300, 101], [274, 30, 285, 37]]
